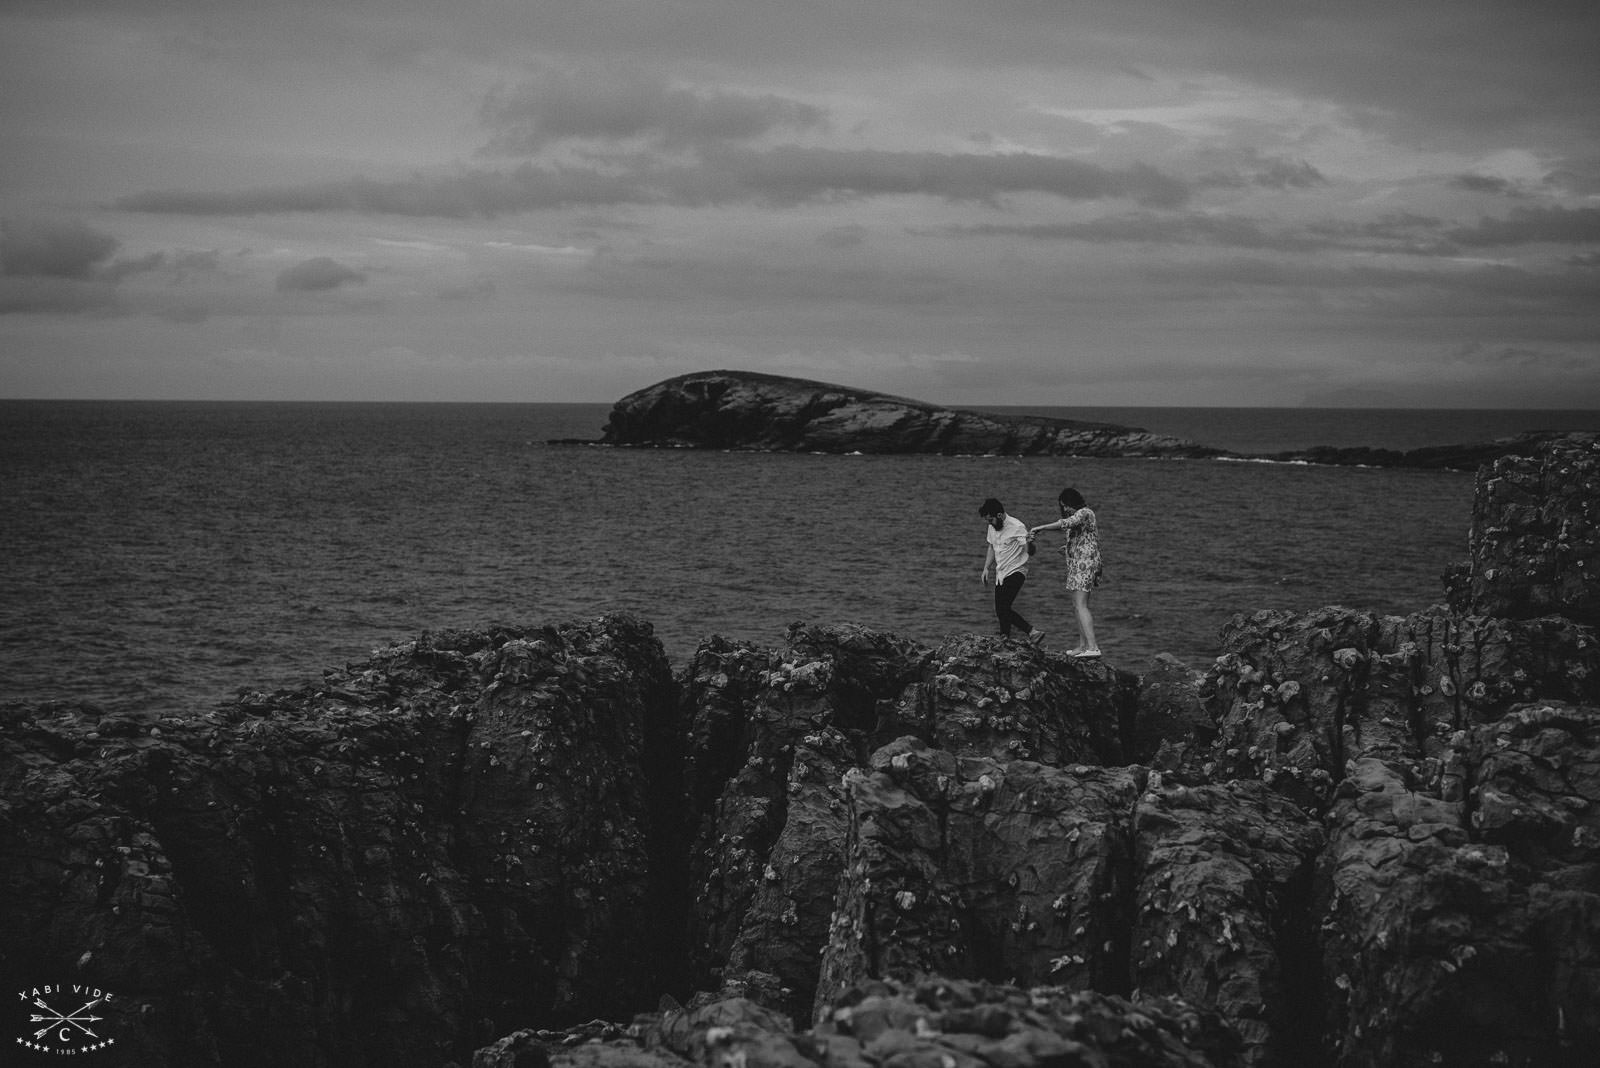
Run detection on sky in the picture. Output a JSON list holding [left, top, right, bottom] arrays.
[[1, 1, 1598, 407]]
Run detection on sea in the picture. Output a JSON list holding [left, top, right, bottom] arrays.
[[4, 401, 1599, 717]]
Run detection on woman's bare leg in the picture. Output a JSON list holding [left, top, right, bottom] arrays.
[[1073, 589, 1099, 654]]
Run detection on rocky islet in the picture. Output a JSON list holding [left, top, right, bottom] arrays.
[[1, 437, 1598, 1067], [579, 369, 1588, 470]]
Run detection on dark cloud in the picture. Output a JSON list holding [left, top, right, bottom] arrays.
[[1451, 173, 1520, 196], [275, 256, 366, 292], [0, 217, 132, 316], [434, 0, 1600, 159], [1300, 214, 1456, 256], [1, 218, 120, 279], [171, 249, 222, 274], [706, 147, 1190, 208], [117, 166, 649, 216], [949, 213, 1326, 252], [1130, 1, 1600, 156], [817, 224, 867, 249], [577, 247, 961, 308], [946, 211, 1459, 256], [116, 147, 1192, 218], [956, 205, 1600, 259], [0, 219, 232, 317], [479, 70, 827, 153], [1544, 153, 1600, 196], [1139, 256, 1600, 333], [100, 251, 168, 283], [1250, 157, 1326, 190], [0, 277, 119, 315], [1192, 149, 1328, 192], [1449, 206, 1600, 247]]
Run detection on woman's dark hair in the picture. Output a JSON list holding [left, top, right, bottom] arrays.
[[1058, 488, 1086, 510]]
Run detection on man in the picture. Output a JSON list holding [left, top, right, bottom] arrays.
[[978, 497, 1044, 644]]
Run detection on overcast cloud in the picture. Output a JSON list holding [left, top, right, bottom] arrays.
[[0, 0, 1596, 405]]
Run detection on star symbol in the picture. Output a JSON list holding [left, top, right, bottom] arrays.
[[15, 1032, 118, 1053]]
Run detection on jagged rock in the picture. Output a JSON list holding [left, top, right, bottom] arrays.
[[0, 617, 683, 1068], [593, 370, 1226, 458], [719, 728, 857, 1018], [1131, 780, 1325, 1066], [883, 633, 1135, 765], [523, 977, 1245, 1068], [1446, 433, 1600, 624], [680, 623, 932, 1021], [818, 738, 1146, 1009], [813, 734, 1323, 1065], [816, 977, 1243, 1068], [679, 635, 784, 988], [1135, 652, 1215, 770], [1205, 605, 1600, 808], [1440, 701, 1600, 885], [1316, 722, 1600, 1068], [684, 625, 1140, 1021], [651, 995, 808, 1068]]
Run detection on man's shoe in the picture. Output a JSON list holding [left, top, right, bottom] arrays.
[[1028, 629, 1046, 646]]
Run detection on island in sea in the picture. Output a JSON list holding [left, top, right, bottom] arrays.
[[555, 367, 1582, 469]]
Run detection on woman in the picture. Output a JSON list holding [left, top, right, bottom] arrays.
[[1029, 488, 1101, 657]]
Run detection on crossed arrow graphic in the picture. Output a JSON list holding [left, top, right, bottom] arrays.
[[29, 996, 104, 1041]]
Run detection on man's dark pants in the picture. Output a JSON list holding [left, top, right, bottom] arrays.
[[994, 572, 1031, 637]]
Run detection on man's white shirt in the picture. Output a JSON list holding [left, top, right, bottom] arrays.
[[987, 515, 1030, 583]]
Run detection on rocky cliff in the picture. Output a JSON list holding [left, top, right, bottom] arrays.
[[3, 436, 1599, 1068]]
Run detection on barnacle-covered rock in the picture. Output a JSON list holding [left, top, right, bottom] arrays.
[[816, 737, 1145, 1010], [1315, 734, 1600, 1068], [1205, 606, 1598, 807], [1446, 432, 1600, 624], [882, 632, 1134, 765], [683, 624, 1138, 1021], [1132, 780, 1325, 1065]]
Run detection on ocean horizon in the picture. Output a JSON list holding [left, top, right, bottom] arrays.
[[8, 396, 1599, 453]]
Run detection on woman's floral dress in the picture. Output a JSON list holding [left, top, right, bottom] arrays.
[[1058, 507, 1102, 591]]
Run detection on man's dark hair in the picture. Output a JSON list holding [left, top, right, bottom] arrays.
[[979, 497, 1004, 516]]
